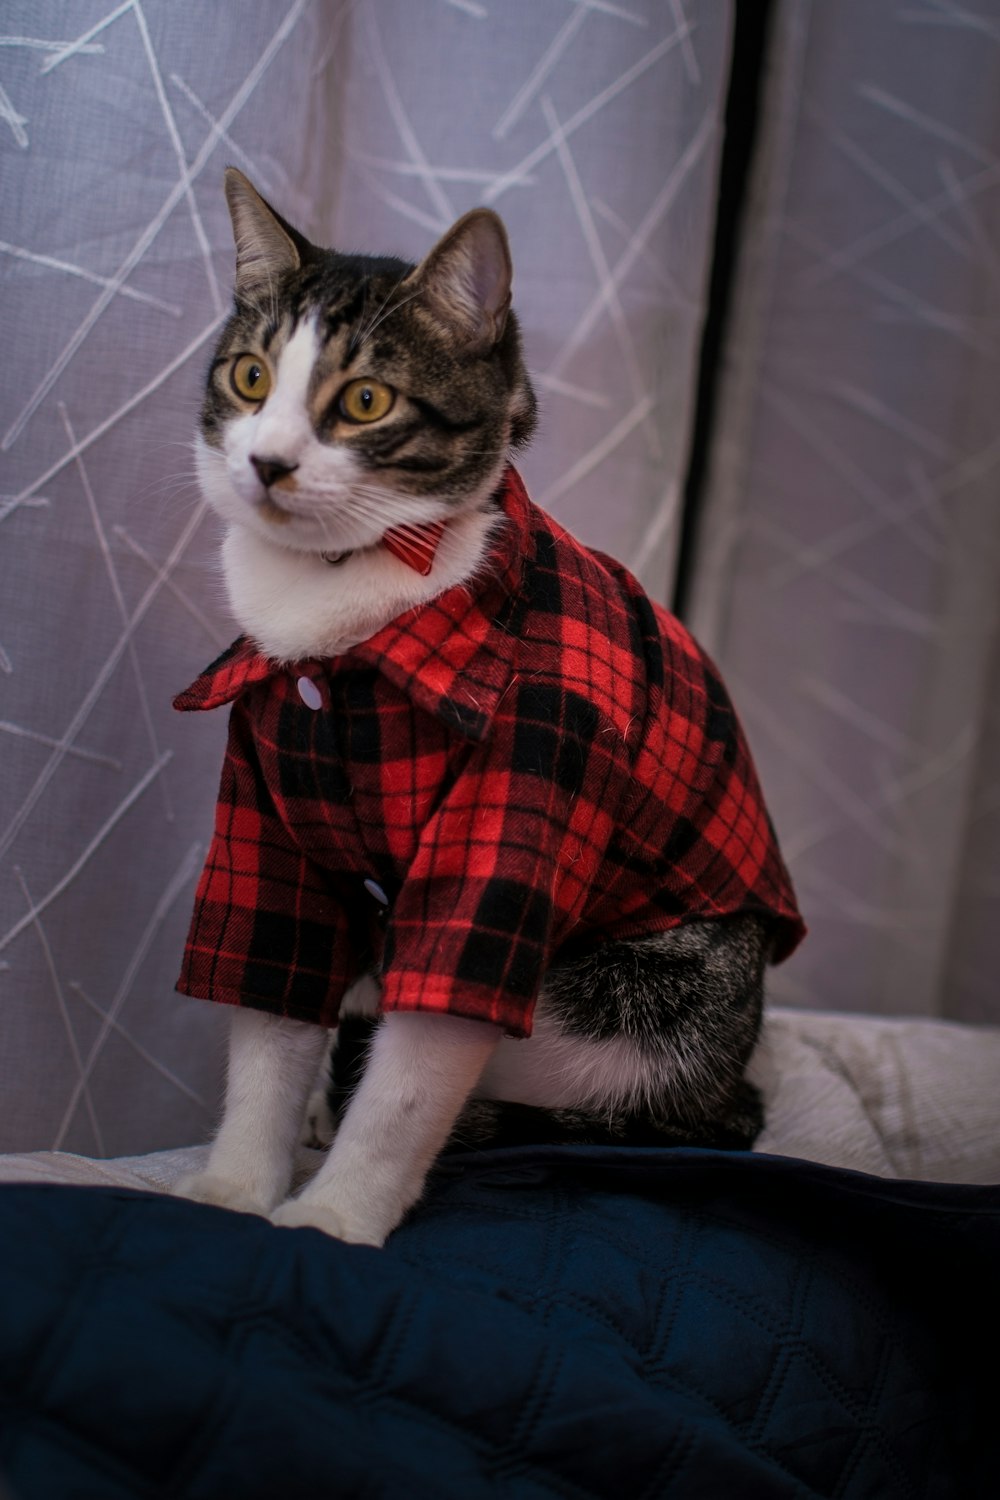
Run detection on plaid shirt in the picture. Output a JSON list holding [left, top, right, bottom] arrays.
[[175, 467, 804, 1037]]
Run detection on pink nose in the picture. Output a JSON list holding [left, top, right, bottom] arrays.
[[251, 455, 298, 488]]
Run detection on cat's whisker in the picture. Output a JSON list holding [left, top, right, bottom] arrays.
[[350, 270, 410, 354], [330, 494, 480, 531], [346, 276, 373, 359], [354, 286, 426, 350], [147, 438, 207, 458], [301, 488, 447, 532], [336, 495, 442, 526], [135, 465, 202, 490], [131, 472, 203, 507], [150, 487, 203, 508]]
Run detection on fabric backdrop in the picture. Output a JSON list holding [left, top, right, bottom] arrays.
[[689, 0, 1000, 1026], [2, 1, 998, 1157], [0, 1, 732, 1153]]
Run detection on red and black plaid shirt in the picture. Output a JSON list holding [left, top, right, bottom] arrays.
[[175, 467, 804, 1037]]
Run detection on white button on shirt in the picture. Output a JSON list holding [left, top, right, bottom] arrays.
[[296, 676, 323, 711]]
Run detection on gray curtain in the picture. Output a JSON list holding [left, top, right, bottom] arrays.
[[5, 0, 997, 1159], [690, 0, 1000, 1025], [1, 1, 732, 1153]]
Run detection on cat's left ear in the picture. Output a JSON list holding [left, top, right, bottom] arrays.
[[408, 209, 513, 348], [224, 167, 309, 300]]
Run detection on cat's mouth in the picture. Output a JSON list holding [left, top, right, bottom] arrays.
[[256, 494, 294, 526], [249, 486, 382, 557]]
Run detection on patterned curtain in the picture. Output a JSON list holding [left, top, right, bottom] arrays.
[[7, 0, 994, 1159], [1, 1, 732, 1152], [689, 0, 1000, 1026]]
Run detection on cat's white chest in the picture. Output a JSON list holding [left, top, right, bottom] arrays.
[[220, 510, 498, 662]]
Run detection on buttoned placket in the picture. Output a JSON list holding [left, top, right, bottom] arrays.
[[293, 665, 395, 926]]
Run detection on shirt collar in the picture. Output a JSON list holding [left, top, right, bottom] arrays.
[[173, 466, 533, 741]]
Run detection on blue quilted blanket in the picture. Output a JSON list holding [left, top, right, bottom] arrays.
[[0, 1147, 995, 1498]]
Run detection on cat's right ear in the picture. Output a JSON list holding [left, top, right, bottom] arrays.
[[408, 209, 513, 349], [223, 168, 304, 299]]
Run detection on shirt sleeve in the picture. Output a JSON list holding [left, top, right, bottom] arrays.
[[176, 700, 354, 1028], [379, 689, 625, 1037]]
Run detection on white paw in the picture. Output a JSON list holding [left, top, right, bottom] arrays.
[[172, 1170, 271, 1217], [270, 1197, 386, 1246], [300, 1087, 335, 1150]]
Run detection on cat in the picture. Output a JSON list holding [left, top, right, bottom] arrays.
[[173, 169, 804, 1246]]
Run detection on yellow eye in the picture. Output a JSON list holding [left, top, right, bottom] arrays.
[[230, 354, 271, 402], [339, 379, 395, 424]]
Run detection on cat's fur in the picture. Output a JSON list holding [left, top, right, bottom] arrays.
[[175, 170, 774, 1245]]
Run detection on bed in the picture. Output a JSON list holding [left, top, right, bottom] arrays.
[[1, 1007, 997, 1497]]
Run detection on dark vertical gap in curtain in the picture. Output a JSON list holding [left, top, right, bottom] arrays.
[[672, 0, 776, 621]]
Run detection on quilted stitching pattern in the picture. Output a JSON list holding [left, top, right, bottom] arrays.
[[0, 1149, 995, 1498]]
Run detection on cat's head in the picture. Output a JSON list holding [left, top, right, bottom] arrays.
[[197, 168, 537, 560]]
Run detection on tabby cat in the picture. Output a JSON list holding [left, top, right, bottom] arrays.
[[173, 169, 803, 1245]]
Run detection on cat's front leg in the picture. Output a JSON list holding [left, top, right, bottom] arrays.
[[175, 1007, 329, 1216], [272, 1010, 501, 1245]]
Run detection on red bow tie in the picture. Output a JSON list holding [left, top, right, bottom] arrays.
[[321, 519, 446, 577], [381, 519, 447, 576]]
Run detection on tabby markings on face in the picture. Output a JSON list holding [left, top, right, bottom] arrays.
[[200, 308, 504, 561], [197, 184, 537, 565], [205, 327, 391, 553]]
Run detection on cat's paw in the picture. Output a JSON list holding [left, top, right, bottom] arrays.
[[270, 1197, 386, 1246], [172, 1170, 271, 1217], [299, 1087, 335, 1150]]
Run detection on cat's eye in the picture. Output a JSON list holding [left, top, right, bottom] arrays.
[[230, 354, 271, 403], [339, 379, 395, 424]]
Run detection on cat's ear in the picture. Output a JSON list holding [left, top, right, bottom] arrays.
[[408, 209, 513, 348], [223, 167, 306, 299]]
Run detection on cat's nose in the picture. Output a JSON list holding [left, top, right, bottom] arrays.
[[250, 455, 299, 488]]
